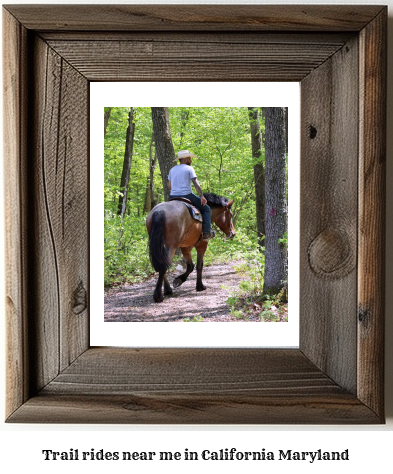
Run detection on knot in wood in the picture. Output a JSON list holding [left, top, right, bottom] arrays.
[[358, 307, 370, 326], [73, 281, 87, 315], [308, 228, 354, 279], [309, 125, 317, 139]]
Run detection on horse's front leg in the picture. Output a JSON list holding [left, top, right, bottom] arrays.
[[173, 247, 194, 288], [195, 241, 208, 291], [163, 274, 173, 295]]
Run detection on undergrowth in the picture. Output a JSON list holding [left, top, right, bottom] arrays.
[[226, 260, 288, 323]]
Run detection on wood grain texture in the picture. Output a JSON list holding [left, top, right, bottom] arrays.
[[9, 392, 378, 425], [45, 37, 348, 82], [7, 348, 379, 424], [26, 36, 89, 391], [44, 348, 340, 395], [3, 5, 386, 424], [3, 5, 384, 31], [3, 9, 30, 417], [40, 31, 354, 44], [358, 9, 387, 417], [300, 36, 359, 394]]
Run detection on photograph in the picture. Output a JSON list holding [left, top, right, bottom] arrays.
[[104, 106, 289, 323]]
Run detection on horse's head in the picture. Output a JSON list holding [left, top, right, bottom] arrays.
[[215, 199, 236, 239]]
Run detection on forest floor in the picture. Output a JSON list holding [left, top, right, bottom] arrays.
[[104, 261, 286, 322]]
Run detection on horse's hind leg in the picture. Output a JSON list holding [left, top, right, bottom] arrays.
[[153, 272, 165, 303], [161, 247, 177, 297], [173, 247, 194, 288], [153, 270, 173, 301], [153, 247, 176, 302], [153, 271, 173, 301]]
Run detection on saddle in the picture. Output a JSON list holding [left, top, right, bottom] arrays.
[[169, 197, 203, 223]]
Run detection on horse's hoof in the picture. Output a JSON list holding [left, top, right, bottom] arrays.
[[196, 285, 207, 292], [173, 278, 182, 288], [164, 288, 173, 295], [153, 293, 164, 303]]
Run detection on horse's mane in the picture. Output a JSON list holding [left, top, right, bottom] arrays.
[[204, 193, 230, 208]]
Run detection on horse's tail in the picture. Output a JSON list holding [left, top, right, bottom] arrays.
[[149, 209, 172, 273]]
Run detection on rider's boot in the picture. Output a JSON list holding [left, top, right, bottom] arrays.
[[203, 230, 216, 241]]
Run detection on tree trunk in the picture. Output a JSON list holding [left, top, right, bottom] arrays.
[[143, 177, 151, 214], [104, 107, 112, 137], [179, 109, 189, 149], [117, 108, 135, 217], [153, 189, 162, 208], [263, 107, 288, 299], [144, 134, 158, 213], [151, 107, 176, 202], [149, 133, 157, 209], [248, 107, 265, 245]]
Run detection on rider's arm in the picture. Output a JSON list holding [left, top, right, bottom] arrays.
[[191, 177, 207, 206], [168, 180, 171, 190]]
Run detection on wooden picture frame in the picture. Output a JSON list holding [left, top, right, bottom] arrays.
[[3, 5, 386, 424]]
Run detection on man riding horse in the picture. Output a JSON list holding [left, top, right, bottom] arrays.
[[146, 149, 235, 302], [168, 150, 216, 241]]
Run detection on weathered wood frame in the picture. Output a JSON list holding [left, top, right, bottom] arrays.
[[3, 5, 386, 424]]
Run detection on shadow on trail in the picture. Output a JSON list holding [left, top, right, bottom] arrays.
[[104, 262, 245, 322]]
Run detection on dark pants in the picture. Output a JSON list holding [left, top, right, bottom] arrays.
[[170, 193, 211, 233]]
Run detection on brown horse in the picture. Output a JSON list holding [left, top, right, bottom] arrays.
[[146, 193, 235, 302]]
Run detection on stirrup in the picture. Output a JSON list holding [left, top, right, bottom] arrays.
[[203, 230, 216, 241]]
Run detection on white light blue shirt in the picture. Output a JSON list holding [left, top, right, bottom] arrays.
[[168, 164, 197, 195]]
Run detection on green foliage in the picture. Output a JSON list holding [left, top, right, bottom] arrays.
[[225, 256, 288, 322], [169, 107, 254, 199], [183, 316, 204, 322], [278, 231, 288, 249], [259, 303, 281, 322], [105, 107, 160, 217], [104, 212, 152, 286], [229, 309, 245, 320]]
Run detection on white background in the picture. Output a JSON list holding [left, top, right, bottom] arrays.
[[91, 82, 300, 347], [1, 1, 392, 473]]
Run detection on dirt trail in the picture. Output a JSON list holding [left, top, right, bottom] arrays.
[[104, 262, 248, 322]]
